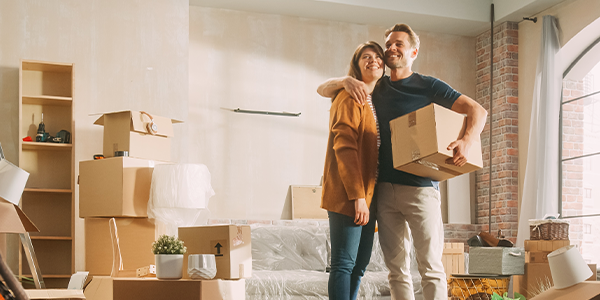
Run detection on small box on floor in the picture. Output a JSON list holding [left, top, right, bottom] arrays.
[[178, 225, 252, 280], [389, 104, 483, 181], [112, 278, 245, 300]]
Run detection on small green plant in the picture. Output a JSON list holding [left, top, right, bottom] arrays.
[[152, 235, 187, 255], [491, 292, 526, 300]]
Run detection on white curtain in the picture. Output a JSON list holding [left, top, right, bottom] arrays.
[[517, 15, 562, 246]]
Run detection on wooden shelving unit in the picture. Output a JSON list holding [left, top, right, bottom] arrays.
[[18, 59, 74, 289]]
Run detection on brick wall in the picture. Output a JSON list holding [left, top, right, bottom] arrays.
[[561, 78, 586, 249], [475, 22, 519, 242]]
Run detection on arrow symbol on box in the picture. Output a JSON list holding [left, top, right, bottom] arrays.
[[215, 243, 223, 256]]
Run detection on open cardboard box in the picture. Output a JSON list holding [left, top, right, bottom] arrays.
[[531, 281, 600, 299], [94, 110, 181, 161]]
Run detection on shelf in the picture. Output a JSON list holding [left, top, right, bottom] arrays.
[[22, 95, 72, 106], [22, 142, 72, 151], [22, 60, 72, 73], [23, 188, 72, 193], [29, 236, 72, 241]]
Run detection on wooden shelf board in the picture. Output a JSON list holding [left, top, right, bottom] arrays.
[[23, 188, 72, 193], [22, 95, 73, 106], [29, 236, 72, 241], [22, 60, 73, 73], [22, 142, 72, 151]]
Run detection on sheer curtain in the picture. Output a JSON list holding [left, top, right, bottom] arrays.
[[517, 15, 562, 246]]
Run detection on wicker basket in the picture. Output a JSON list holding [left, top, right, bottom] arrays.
[[448, 275, 510, 300], [529, 219, 569, 240]]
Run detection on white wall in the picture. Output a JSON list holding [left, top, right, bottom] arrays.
[[187, 6, 476, 220], [0, 0, 189, 272]]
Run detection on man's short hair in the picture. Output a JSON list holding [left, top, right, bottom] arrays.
[[385, 24, 420, 50]]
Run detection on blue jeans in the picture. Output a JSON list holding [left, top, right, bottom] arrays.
[[328, 210, 376, 300]]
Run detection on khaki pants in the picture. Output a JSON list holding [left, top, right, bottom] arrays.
[[375, 183, 447, 300]]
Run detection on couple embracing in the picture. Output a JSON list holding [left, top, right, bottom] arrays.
[[320, 23, 487, 300]]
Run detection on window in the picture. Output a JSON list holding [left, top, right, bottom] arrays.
[[560, 58, 600, 265]]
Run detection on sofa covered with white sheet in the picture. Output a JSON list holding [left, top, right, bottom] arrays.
[[246, 224, 425, 300]]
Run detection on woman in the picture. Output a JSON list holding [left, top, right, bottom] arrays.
[[321, 41, 384, 300]]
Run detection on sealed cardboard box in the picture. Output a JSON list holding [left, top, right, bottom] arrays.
[[291, 185, 327, 219], [179, 225, 252, 280], [112, 278, 245, 300], [79, 157, 163, 218], [469, 247, 525, 275], [85, 218, 156, 276], [524, 239, 570, 252], [526, 251, 551, 263], [389, 103, 483, 181], [94, 110, 181, 161]]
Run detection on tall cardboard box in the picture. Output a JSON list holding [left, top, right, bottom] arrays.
[[85, 218, 157, 276], [112, 278, 245, 300], [79, 157, 163, 218], [178, 225, 252, 280], [389, 103, 483, 181], [94, 110, 181, 161]]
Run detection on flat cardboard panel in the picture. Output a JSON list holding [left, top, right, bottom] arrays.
[[291, 185, 327, 219], [84, 276, 113, 300], [531, 281, 600, 300], [21, 192, 71, 237], [25, 289, 85, 299], [515, 262, 598, 298], [179, 225, 252, 280], [525, 251, 550, 263], [0, 200, 39, 233], [112, 278, 245, 300], [79, 157, 157, 218], [85, 218, 156, 276], [390, 103, 483, 181]]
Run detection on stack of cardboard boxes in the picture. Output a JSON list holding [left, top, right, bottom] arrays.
[[80, 111, 177, 276], [513, 239, 597, 298], [79, 111, 250, 299]]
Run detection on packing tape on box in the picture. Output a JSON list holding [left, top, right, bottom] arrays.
[[233, 227, 244, 247], [414, 160, 462, 176], [408, 111, 417, 127]]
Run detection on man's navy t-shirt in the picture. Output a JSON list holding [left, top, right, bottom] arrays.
[[372, 73, 461, 187]]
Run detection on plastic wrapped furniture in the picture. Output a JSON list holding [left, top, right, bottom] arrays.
[[246, 224, 426, 300]]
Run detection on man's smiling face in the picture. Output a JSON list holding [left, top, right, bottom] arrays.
[[384, 31, 417, 70]]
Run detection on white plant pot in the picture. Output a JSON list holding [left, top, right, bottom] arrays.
[[155, 254, 184, 279]]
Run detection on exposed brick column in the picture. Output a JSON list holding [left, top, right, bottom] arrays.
[[561, 78, 586, 249], [475, 22, 519, 242]]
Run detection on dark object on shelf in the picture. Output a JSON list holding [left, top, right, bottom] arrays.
[[55, 130, 71, 144], [93, 155, 105, 160], [35, 113, 49, 142], [468, 235, 489, 247], [114, 151, 129, 157]]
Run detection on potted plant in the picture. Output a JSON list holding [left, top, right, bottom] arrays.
[[152, 234, 187, 279]]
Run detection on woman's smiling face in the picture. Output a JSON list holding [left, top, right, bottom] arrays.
[[358, 47, 384, 83]]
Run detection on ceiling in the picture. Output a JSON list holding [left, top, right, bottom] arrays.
[[189, 0, 567, 36]]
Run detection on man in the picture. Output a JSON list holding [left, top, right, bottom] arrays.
[[317, 24, 487, 300]]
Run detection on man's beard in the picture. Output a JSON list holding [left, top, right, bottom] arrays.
[[386, 55, 410, 69]]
